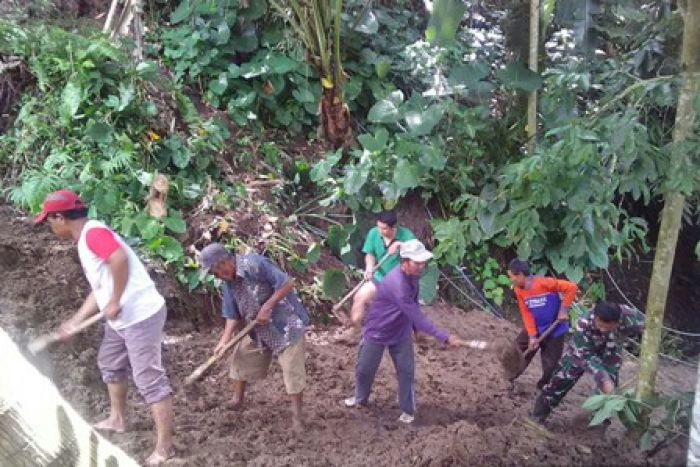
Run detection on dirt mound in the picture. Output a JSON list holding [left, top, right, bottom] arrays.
[[0, 205, 693, 466]]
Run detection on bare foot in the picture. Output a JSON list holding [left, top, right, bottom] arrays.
[[93, 416, 126, 433], [145, 446, 174, 466]]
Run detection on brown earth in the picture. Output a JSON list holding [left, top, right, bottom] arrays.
[[0, 205, 693, 466]]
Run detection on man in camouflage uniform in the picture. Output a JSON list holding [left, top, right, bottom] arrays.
[[531, 301, 645, 422]]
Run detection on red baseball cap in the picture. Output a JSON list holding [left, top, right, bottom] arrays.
[[34, 190, 86, 225]]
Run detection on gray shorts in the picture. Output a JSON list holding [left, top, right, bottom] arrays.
[[97, 306, 171, 404]]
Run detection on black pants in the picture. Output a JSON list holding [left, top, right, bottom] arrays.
[[512, 330, 566, 389]]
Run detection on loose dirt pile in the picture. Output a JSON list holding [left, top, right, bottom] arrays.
[[0, 205, 692, 466]]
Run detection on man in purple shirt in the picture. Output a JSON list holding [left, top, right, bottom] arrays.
[[343, 240, 465, 424]]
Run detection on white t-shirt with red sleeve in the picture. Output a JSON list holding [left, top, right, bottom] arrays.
[[77, 219, 165, 330]]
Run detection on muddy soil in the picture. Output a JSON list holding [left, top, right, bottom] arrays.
[[0, 205, 693, 466]]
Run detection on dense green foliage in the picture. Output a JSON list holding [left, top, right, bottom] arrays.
[[0, 0, 698, 303], [0, 21, 230, 287]]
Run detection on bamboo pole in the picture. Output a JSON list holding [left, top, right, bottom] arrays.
[[637, 0, 700, 402]]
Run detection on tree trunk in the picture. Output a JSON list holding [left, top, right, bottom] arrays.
[[319, 86, 353, 149], [526, 0, 540, 153], [636, 0, 700, 402], [0, 328, 139, 467]]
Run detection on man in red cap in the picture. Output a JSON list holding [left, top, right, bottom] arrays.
[[36, 189, 174, 466]]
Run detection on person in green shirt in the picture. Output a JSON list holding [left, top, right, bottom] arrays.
[[336, 210, 415, 343]]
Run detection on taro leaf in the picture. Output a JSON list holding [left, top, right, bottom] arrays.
[[321, 269, 347, 300], [419, 146, 446, 170], [448, 62, 489, 87], [394, 159, 422, 191], [267, 54, 299, 74], [60, 77, 82, 122], [404, 103, 446, 136], [426, 0, 466, 47], [354, 9, 379, 34], [357, 127, 389, 153], [419, 262, 439, 305], [496, 62, 543, 92], [368, 99, 401, 123], [136, 216, 161, 240], [310, 149, 343, 182], [368, 90, 404, 123], [587, 237, 609, 269], [136, 61, 158, 81], [215, 22, 231, 45], [170, 0, 191, 24], [344, 165, 369, 195], [158, 236, 184, 263], [85, 121, 113, 144], [307, 242, 321, 264], [172, 149, 191, 169], [164, 215, 187, 234]]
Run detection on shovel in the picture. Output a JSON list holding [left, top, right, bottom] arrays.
[[497, 320, 563, 381], [184, 320, 257, 386], [28, 311, 105, 355]]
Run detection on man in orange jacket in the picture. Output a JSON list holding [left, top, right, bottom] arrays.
[[507, 259, 578, 389]]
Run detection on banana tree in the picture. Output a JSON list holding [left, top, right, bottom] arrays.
[[269, 0, 353, 149]]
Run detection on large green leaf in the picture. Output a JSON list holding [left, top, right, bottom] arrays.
[[170, 0, 191, 24], [448, 62, 489, 87], [117, 82, 135, 111], [344, 165, 369, 195], [310, 149, 343, 182], [393, 159, 421, 190], [368, 99, 401, 123], [419, 146, 446, 170], [267, 54, 299, 74], [164, 215, 187, 234], [158, 235, 185, 263], [85, 121, 113, 144], [321, 269, 347, 300], [60, 77, 82, 122], [136, 61, 158, 81], [357, 128, 389, 153], [404, 103, 445, 136], [496, 62, 543, 92], [426, 0, 466, 46], [354, 9, 379, 34]]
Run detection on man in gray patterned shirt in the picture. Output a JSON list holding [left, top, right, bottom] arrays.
[[200, 243, 310, 430]]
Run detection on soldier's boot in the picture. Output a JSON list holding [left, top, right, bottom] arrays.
[[529, 394, 551, 424]]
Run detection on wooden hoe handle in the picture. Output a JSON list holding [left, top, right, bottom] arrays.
[[184, 320, 257, 386]]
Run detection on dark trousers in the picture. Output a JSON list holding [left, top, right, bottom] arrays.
[[512, 329, 566, 389]]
